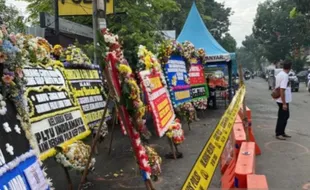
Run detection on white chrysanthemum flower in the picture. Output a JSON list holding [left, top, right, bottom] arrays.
[[1, 101, 6, 107], [3, 122, 11, 133]]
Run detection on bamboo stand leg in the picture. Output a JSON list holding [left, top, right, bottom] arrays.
[[188, 121, 191, 131], [78, 95, 112, 190], [168, 137, 176, 159], [174, 143, 179, 153], [62, 166, 73, 190], [93, 136, 99, 155], [108, 107, 117, 155], [238, 65, 249, 141], [145, 179, 156, 190]]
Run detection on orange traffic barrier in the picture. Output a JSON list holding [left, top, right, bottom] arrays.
[[249, 127, 262, 155], [247, 174, 269, 190], [239, 106, 261, 155], [221, 133, 235, 174], [235, 114, 243, 124], [239, 106, 252, 121], [221, 116, 244, 175], [233, 123, 246, 157], [221, 154, 237, 190], [234, 142, 255, 188]]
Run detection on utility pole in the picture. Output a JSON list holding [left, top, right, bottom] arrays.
[[54, 0, 60, 44], [92, 0, 98, 65], [92, 0, 106, 65]]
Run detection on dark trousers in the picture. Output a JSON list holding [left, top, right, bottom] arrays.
[[208, 88, 216, 109], [275, 103, 290, 136]]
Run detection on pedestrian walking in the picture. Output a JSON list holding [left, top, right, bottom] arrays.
[[275, 60, 292, 140]]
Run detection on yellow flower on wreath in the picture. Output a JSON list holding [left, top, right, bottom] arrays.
[[118, 64, 132, 75], [128, 78, 140, 99], [144, 54, 153, 70], [137, 105, 146, 119]]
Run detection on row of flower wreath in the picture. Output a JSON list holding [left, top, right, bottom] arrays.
[[157, 40, 209, 124], [101, 28, 163, 179], [0, 25, 58, 187], [137, 45, 185, 145], [0, 25, 99, 179]]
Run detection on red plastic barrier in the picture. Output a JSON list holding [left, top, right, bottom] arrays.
[[239, 107, 261, 155], [249, 127, 262, 155], [221, 116, 245, 174], [221, 154, 237, 190], [239, 106, 252, 121], [221, 133, 235, 174], [234, 142, 256, 188], [235, 114, 243, 124], [247, 174, 269, 190], [233, 123, 246, 157]]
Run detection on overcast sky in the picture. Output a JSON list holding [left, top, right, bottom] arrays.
[[7, 0, 263, 47]]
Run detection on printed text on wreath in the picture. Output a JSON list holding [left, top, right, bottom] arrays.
[[34, 112, 86, 153]]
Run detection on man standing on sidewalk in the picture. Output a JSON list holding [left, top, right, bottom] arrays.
[[275, 60, 292, 140]]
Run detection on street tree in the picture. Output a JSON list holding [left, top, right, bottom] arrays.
[[253, 0, 310, 71], [23, 0, 236, 66], [161, 0, 233, 42], [219, 33, 236, 52], [23, 0, 179, 68], [0, 0, 25, 33]]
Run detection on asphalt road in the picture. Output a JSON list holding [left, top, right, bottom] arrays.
[[246, 78, 310, 190]]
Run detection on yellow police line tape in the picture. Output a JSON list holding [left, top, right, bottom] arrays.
[[182, 85, 246, 190]]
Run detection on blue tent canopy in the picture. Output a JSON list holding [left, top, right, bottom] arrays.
[[177, 2, 232, 62]]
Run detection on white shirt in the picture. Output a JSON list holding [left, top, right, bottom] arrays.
[[275, 71, 292, 103], [307, 73, 310, 80]]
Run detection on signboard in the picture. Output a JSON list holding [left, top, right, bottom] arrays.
[[164, 55, 192, 107], [204, 63, 228, 78], [205, 54, 231, 63], [60, 64, 109, 129], [40, 12, 93, 38], [139, 70, 175, 137], [181, 86, 246, 190], [23, 66, 90, 160], [189, 58, 209, 100], [58, 0, 114, 16], [0, 100, 49, 189]]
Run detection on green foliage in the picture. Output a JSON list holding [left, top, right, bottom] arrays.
[[161, 0, 232, 41], [219, 33, 237, 52], [253, 0, 310, 64], [107, 0, 179, 69], [286, 50, 307, 72], [23, 0, 93, 25], [237, 33, 270, 71], [23, 0, 53, 23], [292, 0, 310, 14], [23, 0, 236, 67], [0, 0, 25, 33]]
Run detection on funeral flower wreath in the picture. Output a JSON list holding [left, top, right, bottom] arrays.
[[55, 141, 96, 172]]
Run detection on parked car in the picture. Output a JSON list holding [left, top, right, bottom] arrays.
[[289, 71, 299, 92], [307, 73, 310, 93], [296, 70, 308, 86]]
